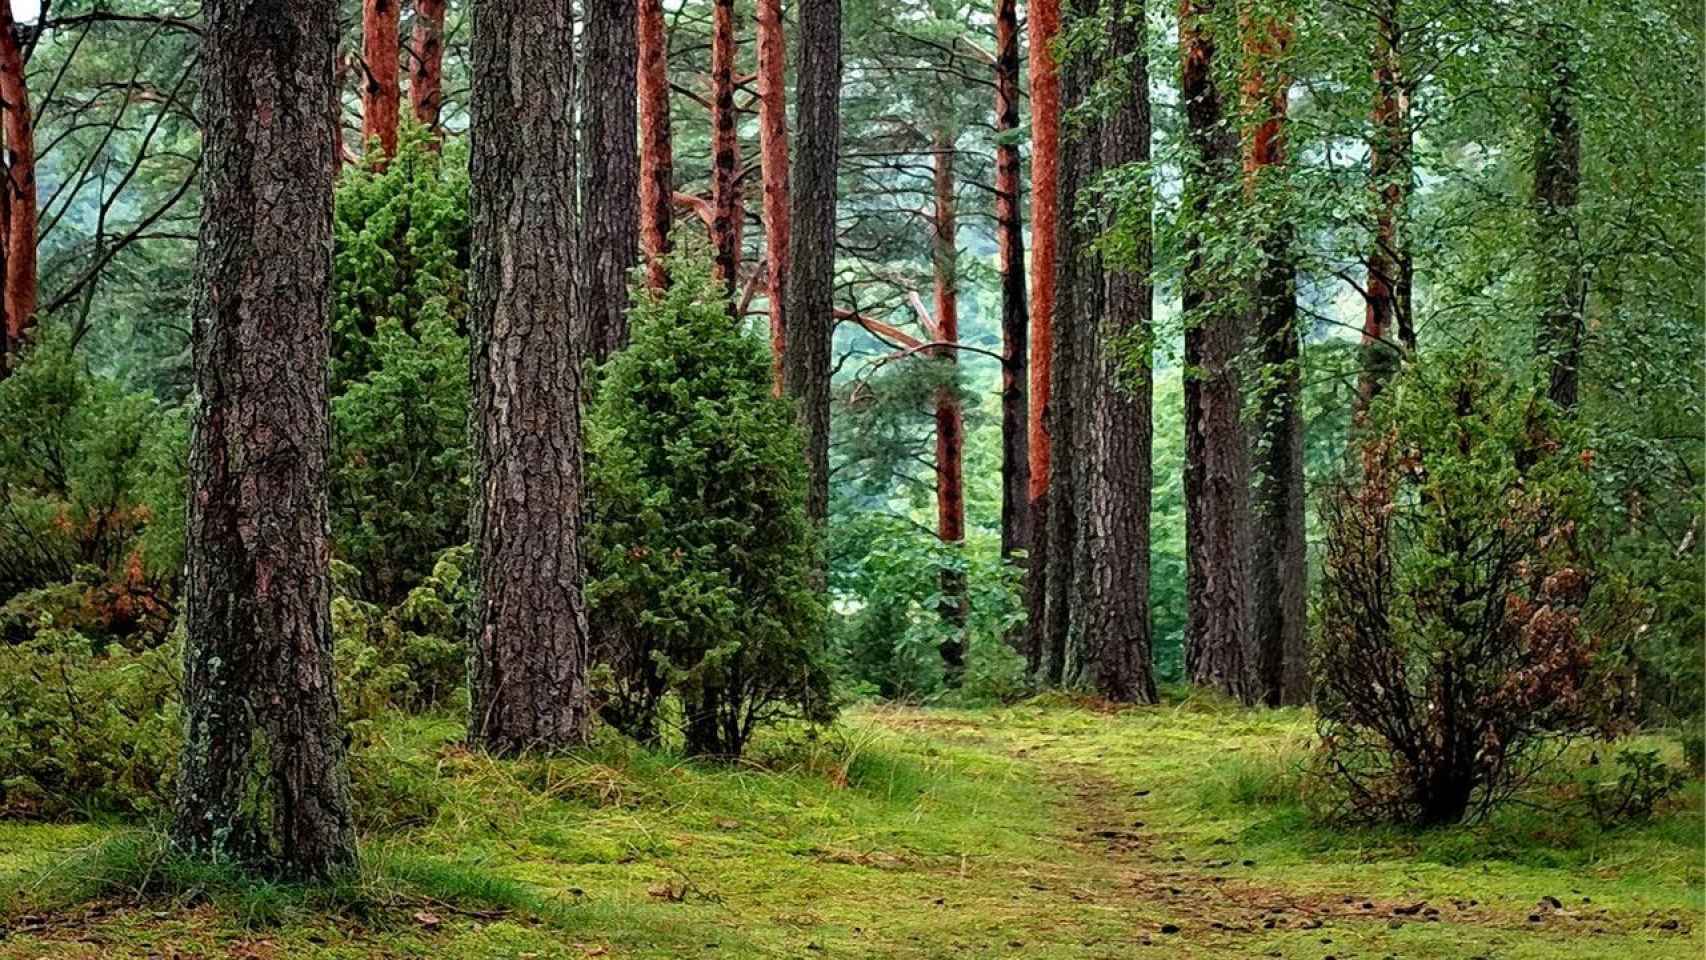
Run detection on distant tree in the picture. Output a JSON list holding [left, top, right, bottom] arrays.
[[171, 0, 356, 877], [708, 0, 741, 295], [637, 0, 675, 290], [1354, 0, 1412, 414], [580, 0, 641, 361], [1179, 0, 1255, 704], [362, 0, 402, 160], [1080, 0, 1157, 704], [783, 0, 843, 527], [1023, 0, 1062, 676], [993, 0, 1029, 568], [466, 0, 592, 753], [755, 0, 790, 388], [1531, 20, 1582, 412], [0, 2, 36, 377], [409, 0, 448, 131]]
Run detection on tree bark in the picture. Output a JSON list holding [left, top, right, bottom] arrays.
[[409, 0, 447, 131], [637, 0, 674, 290], [994, 0, 1030, 568], [171, 0, 357, 878], [1355, 0, 1411, 416], [931, 127, 967, 675], [1533, 21, 1582, 412], [756, 0, 791, 391], [710, 0, 742, 295], [1241, 4, 1308, 706], [0, 2, 36, 371], [361, 0, 401, 161], [1179, 0, 1255, 704], [580, 0, 640, 362], [782, 0, 841, 527], [1081, 0, 1157, 704], [1024, 0, 1062, 678], [467, 0, 592, 754]]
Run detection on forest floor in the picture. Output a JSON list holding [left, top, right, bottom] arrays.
[[0, 696, 1700, 959]]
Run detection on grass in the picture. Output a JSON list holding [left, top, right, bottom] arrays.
[[0, 697, 1700, 958]]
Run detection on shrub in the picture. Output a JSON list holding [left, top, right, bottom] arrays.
[[829, 515, 1025, 703], [1314, 350, 1634, 826], [0, 626, 180, 817], [330, 129, 471, 604], [1581, 748, 1690, 825], [0, 334, 184, 623], [331, 546, 472, 718], [586, 257, 834, 757]]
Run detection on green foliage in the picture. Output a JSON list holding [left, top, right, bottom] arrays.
[[0, 334, 184, 633], [587, 257, 834, 757], [830, 514, 1024, 703], [1315, 349, 1636, 826], [1582, 748, 1692, 826], [0, 626, 180, 818], [330, 130, 472, 604]]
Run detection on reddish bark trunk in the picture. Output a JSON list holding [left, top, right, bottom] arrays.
[[0, 4, 36, 366], [1356, 0, 1411, 415], [409, 0, 447, 132], [637, 0, 674, 289], [756, 0, 790, 391], [1024, 0, 1062, 675], [361, 0, 401, 161], [995, 0, 1029, 565], [709, 0, 741, 294]]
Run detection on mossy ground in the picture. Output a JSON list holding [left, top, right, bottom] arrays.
[[1, 694, 1700, 958]]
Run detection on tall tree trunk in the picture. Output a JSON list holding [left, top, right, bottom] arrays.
[[710, 0, 741, 295], [994, 0, 1030, 568], [1355, 0, 1411, 415], [637, 0, 674, 290], [580, 0, 640, 362], [1024, 0, 1062, 678], [410, 0, 447, 131], [171, 0, 356, 878], [1081, 0, 1157, 704], [782, 0, 841, 526], [1049, 0, 1100, 687], [1241, 5, 1308, 706], [467, 0, 592, 754], [0, 3, 36, 370], [1179, 0, 1255, 704], [361, 0, 401, 160], [1533, 21, 1582, 412], [931, 127, 968, 676], [756, 0, 791, 391]]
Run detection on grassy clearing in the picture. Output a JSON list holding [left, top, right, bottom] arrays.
[[0, 697, 1699, 958]]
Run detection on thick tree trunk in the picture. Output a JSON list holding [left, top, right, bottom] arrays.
[[637, 0, 674, 290], [1081, 0, 1157, 704], [361, 0, 401, 160], [710, 0, 742, 295], [1048, 0, 1100, 687], [409, 0, 447, 131], [1241, 6, 1308, 707], [1355, 0, 1411, 416], [170, 0, 356, 878], [1533, 22, 1582, 412], [0, 4, 36, 369], [580, 0, 640, 362], [756, 0, 791, 391], [1024, 0, 1062, 678], [467, 0, 592, 754], [782, 0, 841, 526], [1179, 0, 1255, 704], [994, 0, 1030, 568], [931, 128, 968, 675]]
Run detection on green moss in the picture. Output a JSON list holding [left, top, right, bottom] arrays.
[[1, 702, 1699, 958]]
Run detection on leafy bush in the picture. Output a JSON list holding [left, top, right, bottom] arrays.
[[330, 129, 471, 604], [1581, 748, 1691, 825], [0, 334, 185, 626], [1314, 350, 1635, 826], [0, 626, 180, 818], [587, 257, 834, 757], [332, 546, 472, 719], [830, 515, 1025, 703]]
